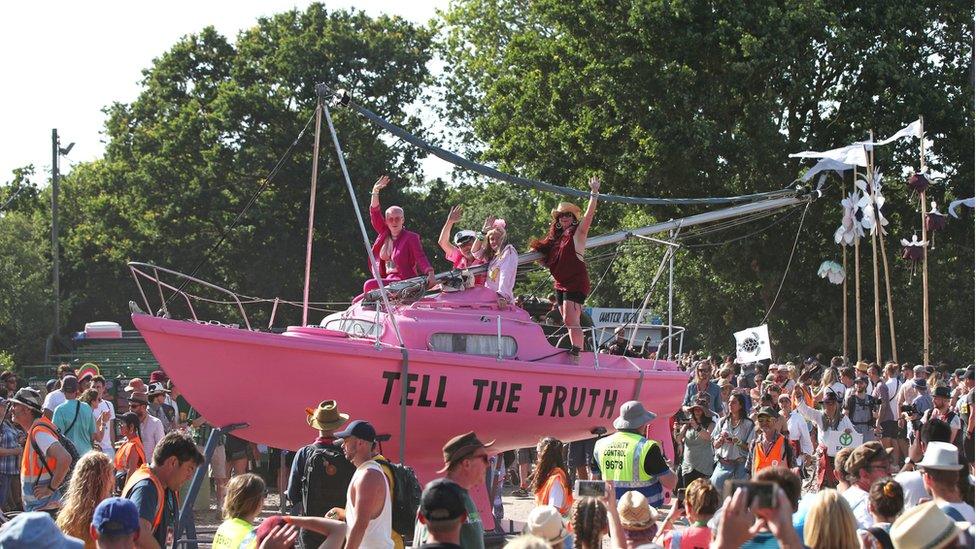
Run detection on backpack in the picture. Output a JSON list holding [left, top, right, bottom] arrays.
[[375, 458, 422, 540], [30, 420, 80, 489], [301, 443, 355, 517]]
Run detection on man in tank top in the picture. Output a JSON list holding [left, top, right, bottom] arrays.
[[338, 420, 393, 549]]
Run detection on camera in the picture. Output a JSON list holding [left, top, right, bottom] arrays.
[[575, 480, 607, 498], [900, 404, 915, 414], [723, 480, 776, 509]]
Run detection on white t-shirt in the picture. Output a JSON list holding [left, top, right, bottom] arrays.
[[92, 400, 116, 452], [937, 500, 975, 523], [33, 429, 57, 456], [842, 485, 873, 529], [42, 390, 65, 413], [547, 479, 566, 510], [894, 470, 927, 507], [140, 414, 165, 463], [884, 378, 902, 419]]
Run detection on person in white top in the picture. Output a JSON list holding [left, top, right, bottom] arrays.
[[338, 420, 393, 549], [90, 376, 116, 458], [472, 217, 518, 307], [875, 363, 906, 466], [778, 394, 813, 471], [127, 392, 165, 464], [793, 385, 855, 490], [41, 364, 76, 419], [918, 441, 975, 523], [841, 441, 893, 529]]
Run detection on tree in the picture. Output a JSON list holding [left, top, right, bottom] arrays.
[[437, 0, 974, 361]]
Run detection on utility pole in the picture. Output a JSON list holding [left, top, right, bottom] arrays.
[[45, 129, 73, 363], [667, 228, 675, 359]]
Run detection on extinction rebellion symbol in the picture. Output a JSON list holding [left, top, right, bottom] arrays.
[[839, 432, 853, 446], [737, 331, 765, 357]]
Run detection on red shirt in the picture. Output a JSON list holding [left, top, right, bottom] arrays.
[[369, 206, 432, 280]]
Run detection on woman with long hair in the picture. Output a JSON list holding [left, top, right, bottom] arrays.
[[531, 437, 573, 516], [677, 398, 716, 488], [473, 218, 519, 307], [710, 393, 754, 491], [817, 368, 845, 402], [213, 473, 266, 549], [804, 489, 860, 549], [529, 177, 600, 358], [57, 451, 115, 548]]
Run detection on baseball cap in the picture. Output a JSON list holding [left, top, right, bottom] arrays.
[[92, 497, 140, 536], [419, 478, 467, 521], [334, 420, 377, 443], [756, 406, 778, 419], [60, 375, 79, 393], [0, 512, 83, 548]]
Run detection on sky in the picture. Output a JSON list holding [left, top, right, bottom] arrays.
[[0, 0, 451, 186]]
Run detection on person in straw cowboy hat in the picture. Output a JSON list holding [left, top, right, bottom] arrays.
[[524, 504, 572, 549], [594, 400, 676, 507], [616, 490, 659, 548], [285, 400, 355, 549], [890, 500, 970, 549], [529, 176, 601, 359]]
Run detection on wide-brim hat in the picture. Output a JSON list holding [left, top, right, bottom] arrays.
[[855, 361, 870, 372], [9, 387, 43, 412], [525, 505, 570, 543], [913, 378, 927, 389], [436, 431, 494, 473], [146, 382, 170, 397], [305, 400, 350, 432], [124, 378, 147, 394], [918, 441, 963, 471], [550, 202, 581, 221], [613, 400, 657, 430], [617, 491, 658, 530], [890, 501, 962, 549], [127, 392, 149, 405]]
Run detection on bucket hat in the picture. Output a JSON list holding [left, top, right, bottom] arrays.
[[525, 505, 570, 543], [613, 401, 657, 430]]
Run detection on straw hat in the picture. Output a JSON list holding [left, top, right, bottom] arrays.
[[551, 202, 581, 221], [617, 491, 658, 530], [305, 400, 350, 431], [890, 501, 962, 549], [525, 505, 570, 544]]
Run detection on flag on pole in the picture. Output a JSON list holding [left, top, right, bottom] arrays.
[[734, 324, 772, 364]]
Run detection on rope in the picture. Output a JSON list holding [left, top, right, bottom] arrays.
[[164, 113, 317, 306], [327, 85, 796, 206], [0, 184, 30, 212], [681, 206, 803, 248], [760, 202, 811, 324]]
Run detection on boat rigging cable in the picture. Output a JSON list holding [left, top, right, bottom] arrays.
[[760, 201, 811, 324], [324, 85, 796, 206]]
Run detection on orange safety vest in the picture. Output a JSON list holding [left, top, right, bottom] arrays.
[[534, 467, 574, 516], [752, 435, 787, 476], [115, 436, 146, 472], [21, 418, 61, 481], [122, 464, 171, 531]]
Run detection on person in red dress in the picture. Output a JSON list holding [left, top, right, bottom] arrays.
[[529, 177, 601, 358]]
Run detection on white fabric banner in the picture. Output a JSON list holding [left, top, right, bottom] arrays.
[[801, 157, 855, 182], [791, 119, 921, 167], [733, 324, 772, 364], [824, 430, 863, 456]]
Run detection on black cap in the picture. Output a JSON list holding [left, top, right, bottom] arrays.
[[334, 420, 377, 443], [61, 375, 79, 393], [756, 406, 778, 418], [822, 391, 840, 404], [934, 386, 951, 399], [419, 478, 466, 521]]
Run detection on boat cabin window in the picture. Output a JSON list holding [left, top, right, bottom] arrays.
[[322, 318, 381, 338], [429, 333, 518, 358]]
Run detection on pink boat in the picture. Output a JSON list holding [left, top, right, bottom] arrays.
[[130, 267, 688, 528]]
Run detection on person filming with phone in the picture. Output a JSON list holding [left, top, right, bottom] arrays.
[[593, 401, 676, 507]]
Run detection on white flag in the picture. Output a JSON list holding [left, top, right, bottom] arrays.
[[734, 324, 772, 364]]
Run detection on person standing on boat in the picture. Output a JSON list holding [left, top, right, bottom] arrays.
[[473, 218, 518, 308], [530, 177, 601, 358], [437, 205, 486, 284], [365, 176, 435, 293]]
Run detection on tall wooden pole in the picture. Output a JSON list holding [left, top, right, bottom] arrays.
[[919, 116, 930, 366], [867, 132, 882, 363], [842, 177, 849, 362], [853, 167, 863, 362], [301, 99, 324, 327]]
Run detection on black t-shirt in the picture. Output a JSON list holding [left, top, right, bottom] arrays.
[[128, 478, 177, 546], [642, 443, 670, 476]]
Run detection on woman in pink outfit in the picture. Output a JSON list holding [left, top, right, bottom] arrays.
[[363, 176, 435, 293]]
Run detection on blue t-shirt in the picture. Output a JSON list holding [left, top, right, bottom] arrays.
[[52, 400, 96, 455], [128, 478, 178, 547]]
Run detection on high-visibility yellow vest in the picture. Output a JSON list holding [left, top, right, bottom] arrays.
[[212, 518, 255, 549], [594, 432, 657, 489]]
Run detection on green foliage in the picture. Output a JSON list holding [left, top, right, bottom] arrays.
[[438, 0, 974, 361], [0, 351, 14, 372], [0, 209, 54, 363]]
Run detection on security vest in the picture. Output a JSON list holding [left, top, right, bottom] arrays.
[[212, 517, 255, 549], [535, 467, 573, 516], [594, 431, 658, 490], [752, 434, 787, 476], [122, 464, 170, 531], [22, 417, 61, 484]]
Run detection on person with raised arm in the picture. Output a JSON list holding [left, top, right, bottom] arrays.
[[473, 217, 518, 308], [364, 175, 435, 294], [437, 205, 486, 284], [529, 177, 600, 359]]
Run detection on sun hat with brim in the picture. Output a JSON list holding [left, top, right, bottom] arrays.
[[0, 511, 84, 548], [551, 202, 582, 221], [124, 378, 148, 394], [613, 400, 657, 430], [890, 501, 962, 549], [9, 387, 43, 412], [918, 441, 963, 471], [525, 505, 571, 543], [856, 361, 870, 372], [127, 392, 149, 405], [436, 431, 494, 473], [146, 382, 170, 397], [617, 491, 658, 531], [305, 400, 350, 431]]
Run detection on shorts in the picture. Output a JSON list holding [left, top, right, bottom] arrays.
[[209, 444, 227, 479], [880, 420, 903, 439], [567, 437, 597, 469], [555, 289, 587, 306]]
